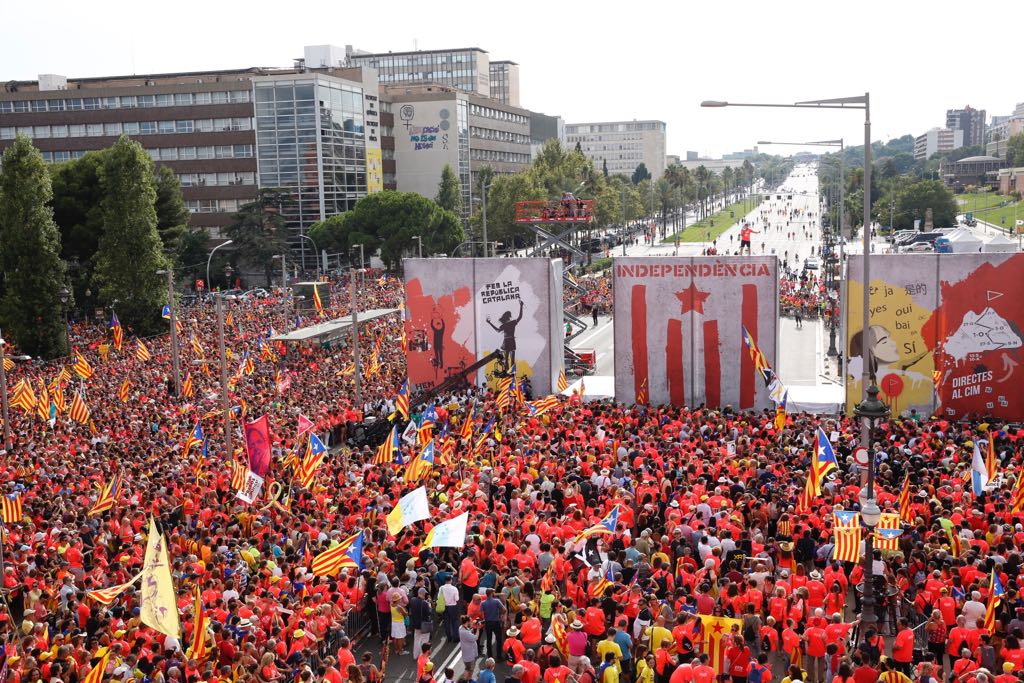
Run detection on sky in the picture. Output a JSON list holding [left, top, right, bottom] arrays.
[[4, 0, 1020, 159]]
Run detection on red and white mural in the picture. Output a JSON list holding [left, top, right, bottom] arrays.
[[613, 257, 779, 408]]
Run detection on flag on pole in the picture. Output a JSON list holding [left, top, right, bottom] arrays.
[[86, 571, 143, 605], [187, 586, 209, 661], [140, 516, 180, 639], [588, 566, 615, 598], [313, 284, 325, 317], [741, 324, 770, 376], [557, 369, 568, 392], [297, 433, 328, 489], [110, 313, 124, 352], [985, 437, 998, 482], [898, 474, 912, 523], [813, 427, 839, 482], [984, 570, 1005, 634], [1013, 469, 1024, 513], [81, 649, 111, 683], [1, 494, 23, 524], [182, 371, 194, 398], [373, 425, 402, 466], [118, 377, 131, 403], [385, 486, 430, 536], [552, 615, 568, 657], [73, 354, 94, 380], [2, 357, 13, 371], [573, 505, 620, 542], [635, 377, 648, 405], [458, 401, 474, 440], [417, 404, 437, 446], [183, 420, 203, 454], [69, 392, 91, 424], [395, 380, 410, 421], [832, 511, 861, 562], [526, 395, 560, 417], [35, 380, 49, 422], [311, 531, 365, 576], [424, 512, 469, 549], [89, 472, 122, 516], [10, 379, 37, 413], [404, 442, 436, 484], [134, 339, 151, 362]]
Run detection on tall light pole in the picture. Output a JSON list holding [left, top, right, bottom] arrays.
[[0, 330, 10, 451], [215, 294, 233, 459], [853, 384, 889, 630], [272, 253, 287, 289], [349, 247, 363, 412], [412, 235, 423, 258], [299, 234, 320, 280], [705, 91, 880, 634], [206, 240, 233, 295], [157, 268, 181, 396], [481, 180, 492, 257]]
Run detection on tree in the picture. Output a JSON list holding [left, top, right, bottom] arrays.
[[0, 137, 69, 358], [602, 159, 608, 177], [310, 192, 463, 270], [631, 163, 651, 185], [574, 140, 583, 154], [176, 227, 214, 286], [93, 136, 169, 334], [890, 179, 959, 230], [1007, 133, 1024, 168], [49, 151, 105, 313], [469, 173, 545, 248], [153, 165, 190, 256], [435, 164, 463, 214], [225, 189, 290, 284]]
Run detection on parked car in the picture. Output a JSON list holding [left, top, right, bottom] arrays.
[[245, 288, 270, 299], [221, 289, 245, 300], [803, 256, 821, 270], [900, 242, 935, 253]]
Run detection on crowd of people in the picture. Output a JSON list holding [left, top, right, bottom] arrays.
[[0, 263, 1023, 683]]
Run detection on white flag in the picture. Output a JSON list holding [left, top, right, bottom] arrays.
[[425, 512, 469, 548], [386, 486, 430, 536]]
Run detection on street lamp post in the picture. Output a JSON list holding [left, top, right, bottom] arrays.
[[348, 249, 363, 413], [157, 268, 182, 396], [206, 240, 234, 295], [705, 94, 871, 399], [412, 235, 423, 258], [58, 286, 71, 353], [853, 384, 890, 630], [299, 234, 320, 280], [215, 294, 233, 459], [481, 180, 492, 258]]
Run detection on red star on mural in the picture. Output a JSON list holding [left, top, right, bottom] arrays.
[[675, 282, 710, 314], [710, 622, 725, 634]]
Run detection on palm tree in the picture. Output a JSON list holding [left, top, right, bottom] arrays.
[[694, 165, 711, 219], [722, 166, 735, 204]]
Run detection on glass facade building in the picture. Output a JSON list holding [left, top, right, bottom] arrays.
[[349, 49, 491, 98], [254, 73, 368, 249]]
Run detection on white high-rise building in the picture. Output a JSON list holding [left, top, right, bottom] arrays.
[[565, 120, 667, 179]]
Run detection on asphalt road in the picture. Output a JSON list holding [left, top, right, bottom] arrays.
[[571, 164, 834, 388]]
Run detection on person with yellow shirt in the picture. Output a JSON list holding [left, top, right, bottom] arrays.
[[646, 616, 675, 655], [599, 652, 620, 683], [597, 629, 624, 676]]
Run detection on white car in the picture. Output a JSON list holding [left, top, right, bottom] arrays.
[[901, 242, 934, 253], [803, 256, 821, 270]]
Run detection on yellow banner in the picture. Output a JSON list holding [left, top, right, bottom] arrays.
[[140, 516, 180, 638]]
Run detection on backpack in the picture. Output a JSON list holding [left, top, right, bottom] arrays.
[[747, 664, 768, 683]]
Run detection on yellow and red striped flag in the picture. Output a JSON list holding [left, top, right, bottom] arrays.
[[73, 354, 94, 380], [182, 371, 194, 398], [10, 379, 37, 413], [636, 378, 648, 405], [81, 648, 111, 683], [898, 474, 912, 523], [35, 380, 50, 422], [110, 313, 124, 352], [311, 531, 364, 576], [2, 357, 12, 372], [1013, 469, 1024, 513], [986, 437, 998, 482], [119, 378, 130, 403], [984, 570, 1005, 634], [190, 334, 205, 358], [832, 511, 861, 562], [89, 472, 122, 516], [874, 512, 902, 551], [458, 401, 474, 440], [552, 615, 568, 657], [86, 572, 143, 605], [297, 434, 328, 489], [69, 392, 91, 424], [187, 586, 209, 661], [230, 460, 249, 491], [557, 369, 568, 392], [1, 494, 23, 524], [313, 285, 325, 317], [134, 339, 152, 362], [699, 615, 743, 674]]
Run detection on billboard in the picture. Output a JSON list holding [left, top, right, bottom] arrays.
[[845, 253, 1024, 420], [613, 256, 778, 408], [404, 258, 564, 394]]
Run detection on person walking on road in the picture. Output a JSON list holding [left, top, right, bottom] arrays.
[[592, 305, 600, 327], [794, 308, 803, 330], [440, 575, 461, 644]]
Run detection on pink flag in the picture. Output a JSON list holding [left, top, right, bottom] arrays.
[[244, 415, 272, 478], [297, 414, 315, 436]]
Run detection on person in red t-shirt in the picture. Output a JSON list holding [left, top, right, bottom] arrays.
[[891, 618, 915, 675]]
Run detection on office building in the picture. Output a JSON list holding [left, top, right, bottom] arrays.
[[252, 68, 381, 261], [565, 120, 667, 179], [488, 61, 520, 107], [946, 105, 987, 147], [0, 69, 261, 236], [914, 127, 964, 160], [346, 46, 501, 100], [986, 102, 1024, 158], [528, 111, 563, 158], [666, 154, 680, 167], [939, 155, 1005, 192], [676, 158, 745, 173], [686, 151, 698, 161]]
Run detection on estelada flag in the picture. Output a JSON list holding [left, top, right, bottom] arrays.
[[187, 587, 209, 661], [311, 531, 364, 576], [1, 494, 23, 524], [86, 571, 143, 605], [699, 615, 742, 673], [81, 649, 111, 683], [573, 505, 619, 542]]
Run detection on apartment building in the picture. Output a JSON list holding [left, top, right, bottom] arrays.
[[565, 120, 667, 179]]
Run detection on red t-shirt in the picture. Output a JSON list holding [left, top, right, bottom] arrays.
[[892, 628, 915, 662]]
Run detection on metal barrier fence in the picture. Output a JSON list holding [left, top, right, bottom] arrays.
[[316, 606, 374, 667]]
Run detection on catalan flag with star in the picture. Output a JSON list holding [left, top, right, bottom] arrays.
[[574, 505, 620, 542], [135, 338, 152, 362], [311, 530, 365, 576], [73, 353, 94, 380], [110, 312, 124, 352], [89, 471, 122, 516]]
